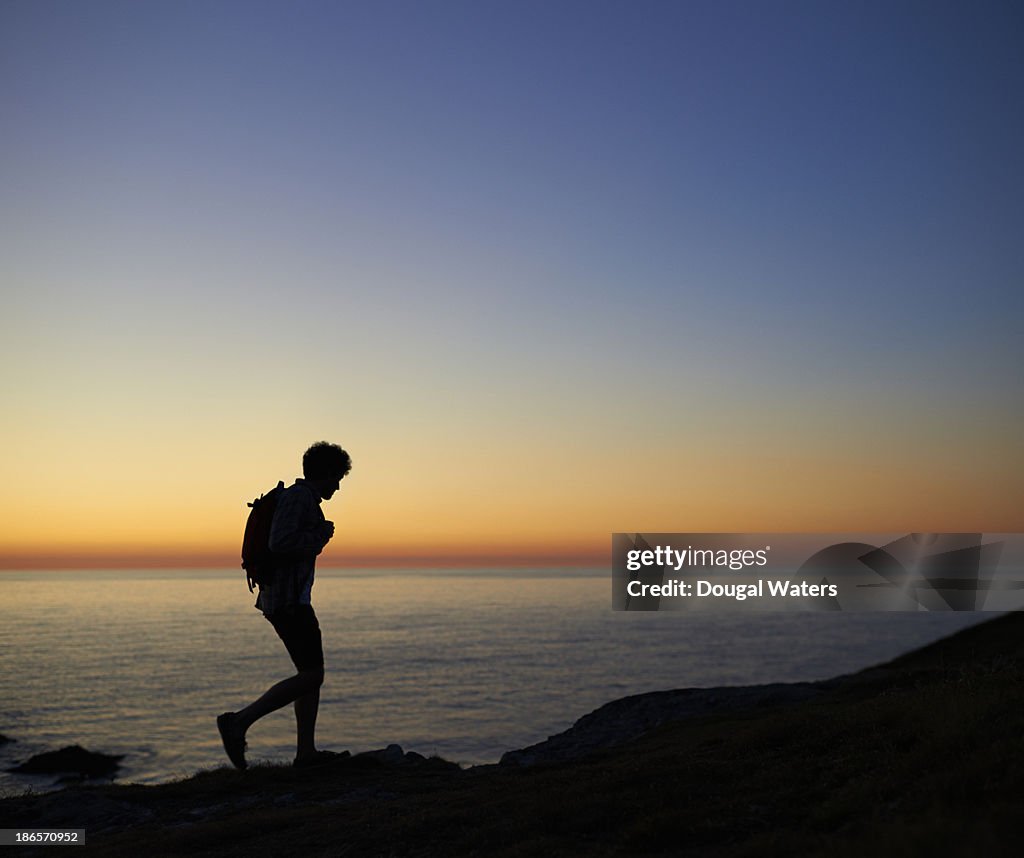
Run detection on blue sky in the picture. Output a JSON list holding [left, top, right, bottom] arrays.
[[2, 1, 1022, 562]]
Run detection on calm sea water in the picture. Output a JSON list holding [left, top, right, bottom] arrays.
[[0, 569, 985, 795]]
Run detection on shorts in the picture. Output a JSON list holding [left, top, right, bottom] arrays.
[[267, 604, 324, 672]]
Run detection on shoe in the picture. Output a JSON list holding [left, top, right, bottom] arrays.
[[293, 749, 350, 769], [217, 712, 248, 770]]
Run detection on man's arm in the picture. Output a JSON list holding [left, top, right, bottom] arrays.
[[268, 488, 331, 555]]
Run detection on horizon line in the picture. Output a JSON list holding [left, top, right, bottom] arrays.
[[0, 546, 609, 571]]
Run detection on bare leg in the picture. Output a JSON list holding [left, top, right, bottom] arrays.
[[294, 686, 320, 760], [235, 668, 324, 735]]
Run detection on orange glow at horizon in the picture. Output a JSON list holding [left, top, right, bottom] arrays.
[[1, 458, 1020, 571], [0, 541, 610, 570], [3, 438, 1023, 567], [2, 357, 1021, 570]]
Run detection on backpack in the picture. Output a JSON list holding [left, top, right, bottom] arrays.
[[241, 481, 286, 592]]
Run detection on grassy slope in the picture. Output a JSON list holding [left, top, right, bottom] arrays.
[[6, 613, 1024, 857]]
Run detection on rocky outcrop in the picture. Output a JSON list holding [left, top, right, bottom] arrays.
[[0, 745, 462, 838], [500, 681, 829, 766], [348, 744, 459, 771], [8, 745, 123, 778]]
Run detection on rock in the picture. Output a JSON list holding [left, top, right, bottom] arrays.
[[353, 743, 407, 766], [379, 743, 406, 764], [9, 745, 123, 778], [0, 733, 13, 745], [349, 745, 459, 771], [500, 682, 828, 767]]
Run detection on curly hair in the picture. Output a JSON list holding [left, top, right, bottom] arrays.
[[302, 441, 352, 480]]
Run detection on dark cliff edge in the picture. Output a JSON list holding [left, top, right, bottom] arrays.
[[2, 612, 1022, 857]]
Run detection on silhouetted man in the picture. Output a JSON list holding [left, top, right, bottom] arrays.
[[218, 441, 352, 769]]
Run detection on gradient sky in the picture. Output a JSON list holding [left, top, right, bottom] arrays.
[[2, 0, 1022, 567]]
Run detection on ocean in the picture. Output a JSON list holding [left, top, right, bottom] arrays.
[[0, 568, 986, 795]]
